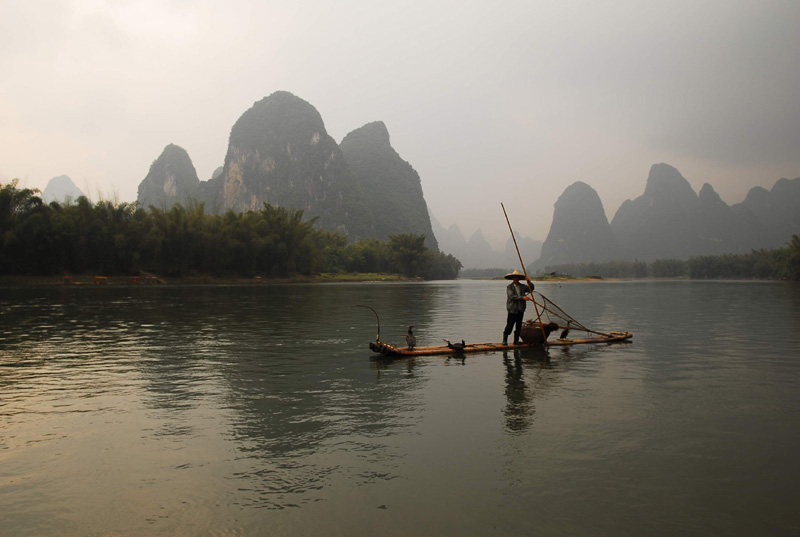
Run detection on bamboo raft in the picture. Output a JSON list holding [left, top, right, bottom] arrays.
[[368, 325, 632, 358], [361, 287, 633, 358]]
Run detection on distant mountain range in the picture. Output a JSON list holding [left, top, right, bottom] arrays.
[[46, 92, 797, 270], [536, 163, 800, 268], [431, 213, 542, 270]]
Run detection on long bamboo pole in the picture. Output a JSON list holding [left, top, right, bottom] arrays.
[[501, 203, 548, 345]]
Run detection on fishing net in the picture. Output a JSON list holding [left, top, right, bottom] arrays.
[[528, 291, 609, 337]]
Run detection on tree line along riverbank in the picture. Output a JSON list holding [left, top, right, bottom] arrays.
[[530, 241, 800, 281], [1, 180, 461, 281], [453, 238, 800, 281]]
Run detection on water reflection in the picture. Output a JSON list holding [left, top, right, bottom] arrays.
[[502, 348, 538, 433], [1, 283, 445, 512], [501, 347, 558, 434], [2, 281, 800, 536], [209, 283, 440, 509], [371, 354, 420, 378]]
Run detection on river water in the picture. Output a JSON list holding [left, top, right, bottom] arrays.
[[1, 280, 799, 536]]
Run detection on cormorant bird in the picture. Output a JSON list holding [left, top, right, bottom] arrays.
[[560, 321, 572, 340], [406, 325, 416, 350], [443, 339, 466, 351]]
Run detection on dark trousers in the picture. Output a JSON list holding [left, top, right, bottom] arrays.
[[503, 311, 524, 342]]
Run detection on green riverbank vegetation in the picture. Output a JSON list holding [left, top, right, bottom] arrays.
[[535, 239, 800, 281], [0, 180, 462, 281]]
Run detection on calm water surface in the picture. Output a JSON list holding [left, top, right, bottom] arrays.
[[1, 280, 799, 536]]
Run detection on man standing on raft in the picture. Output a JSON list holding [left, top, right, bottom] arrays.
[[503, 270, 533, 345]]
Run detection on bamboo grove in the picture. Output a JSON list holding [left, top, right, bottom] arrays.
[[0, 180, 462, 280]]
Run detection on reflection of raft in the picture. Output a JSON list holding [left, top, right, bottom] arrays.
[[364, 291, 633, 358]]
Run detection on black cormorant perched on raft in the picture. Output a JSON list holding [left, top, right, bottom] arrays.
[[406, 326, 416, 350], [443, 339, 466, 351]]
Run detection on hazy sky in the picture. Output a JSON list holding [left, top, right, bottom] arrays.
[[2, 0, 799, 247]]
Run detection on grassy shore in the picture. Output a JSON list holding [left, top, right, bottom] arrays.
[[0, 272, 417, 286]]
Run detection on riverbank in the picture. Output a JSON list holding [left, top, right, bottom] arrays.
[[0, 272, 417, 286], [0, 273, 692, 287], [482, 275, 617, 282]]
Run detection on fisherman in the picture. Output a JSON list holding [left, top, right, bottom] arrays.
[[502, 270, 533, 345]]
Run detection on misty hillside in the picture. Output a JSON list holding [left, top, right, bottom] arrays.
[[536, 181, 620, 268], [537, 163, 800, 267], [612, 163, 711, 260], [732, 176, 800, 249], [340, 121, 437, 250], [42, 175, 85, 204], [431, 212, 541, 269], [135, 91, 444, 246], [217, 91, 375, 239], [136, 144, 200, 210], [611, 164, 799, 261]]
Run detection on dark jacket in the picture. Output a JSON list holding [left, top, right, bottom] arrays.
[[506, 281, 530, 314]]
